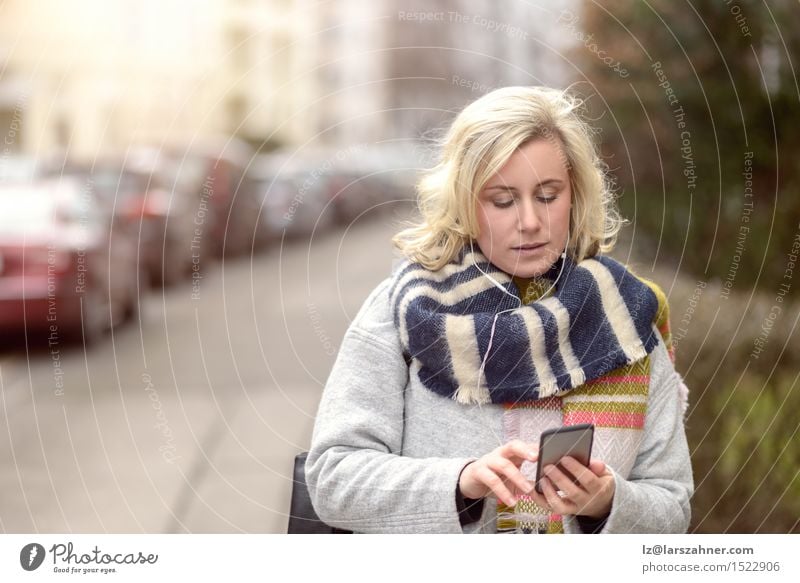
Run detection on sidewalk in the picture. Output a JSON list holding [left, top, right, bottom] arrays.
[[169, 384, 319, 533]]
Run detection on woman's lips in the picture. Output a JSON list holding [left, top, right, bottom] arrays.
[[512, 243, 546, 253]]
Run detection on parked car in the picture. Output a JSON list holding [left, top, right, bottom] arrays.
[[170, 138, 264, 257], [0, 177, 140, 344], [305, 143, 424, 226], [119, 149, 199, 286], [325, 169, 381, 224], [249, 151, 337, 240], [60, 154, 196, 288], [345, 143, 426, 212]]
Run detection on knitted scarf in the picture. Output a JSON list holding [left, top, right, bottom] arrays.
[[389, 246, 664, 405], [389, 245, 673, 533]]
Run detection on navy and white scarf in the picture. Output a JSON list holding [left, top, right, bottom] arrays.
[[389, 246, 662, 405]]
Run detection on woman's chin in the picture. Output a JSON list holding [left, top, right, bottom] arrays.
[[503, 262, 555, 279]]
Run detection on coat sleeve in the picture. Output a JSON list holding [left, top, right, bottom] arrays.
[[304, 278, 477, 533], [563, 335, 694, 534]]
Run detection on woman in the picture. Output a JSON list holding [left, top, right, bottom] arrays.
[[305, 86, 693, 534]]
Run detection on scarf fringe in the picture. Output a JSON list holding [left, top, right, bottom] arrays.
[[569, 368, 587, 389], [453, 383, 491, 405], [497, 508, 552, 534]]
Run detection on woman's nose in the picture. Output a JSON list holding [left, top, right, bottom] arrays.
[[517, 199, 542, 231]]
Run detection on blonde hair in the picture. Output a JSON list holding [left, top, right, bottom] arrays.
[[393, 86, 624, 270]]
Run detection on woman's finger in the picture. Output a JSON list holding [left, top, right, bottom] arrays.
[[503, 440, 538, 463], [488, 456, 534, 496], [541, 477, 571, 514], [588, 459, 608, 476], [475, 465, 518, 507], [559, 456, 597, 491], [543, 463, 584, 500]]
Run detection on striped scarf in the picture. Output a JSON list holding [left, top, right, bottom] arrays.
[[389, 246, 664, 405]]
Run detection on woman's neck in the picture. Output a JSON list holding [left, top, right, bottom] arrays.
[[512, 275, 554, 304]]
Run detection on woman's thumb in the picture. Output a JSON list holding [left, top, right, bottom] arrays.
[[589, 459, 607, 475]]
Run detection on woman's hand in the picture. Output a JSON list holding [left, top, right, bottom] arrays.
[[458, 440, 539, 507], [529, 457, 615, 518]]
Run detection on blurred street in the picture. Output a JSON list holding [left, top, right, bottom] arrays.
[[1, 0, 798, 536], [0, 210, 403, 533]]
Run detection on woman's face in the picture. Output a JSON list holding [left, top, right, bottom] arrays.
[[475, 137, 572, 278]]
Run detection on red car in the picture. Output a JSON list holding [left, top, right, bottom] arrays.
[[0, 177, 141, 344], [104, 151, 198, 287]]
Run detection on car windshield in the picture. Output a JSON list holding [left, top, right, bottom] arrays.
[[0, 182, 95, 235]]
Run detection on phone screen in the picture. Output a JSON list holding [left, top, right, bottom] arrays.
[[534, 423, 594, 494]]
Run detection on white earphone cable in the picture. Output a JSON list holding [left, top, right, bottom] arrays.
[[468, 231, 570, 446]]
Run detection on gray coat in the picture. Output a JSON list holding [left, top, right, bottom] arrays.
[[306, 277, 694, 533]]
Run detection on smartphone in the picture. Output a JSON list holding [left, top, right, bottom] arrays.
[[534, 423, 594, 494]]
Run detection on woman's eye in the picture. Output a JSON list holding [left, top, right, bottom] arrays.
[[493, 200, 514, 208], [537, 190, 560, 202]]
